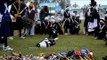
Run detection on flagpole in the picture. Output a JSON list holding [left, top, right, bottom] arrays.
[[49, 0, 52, 16], [18, 0, 20, 14]]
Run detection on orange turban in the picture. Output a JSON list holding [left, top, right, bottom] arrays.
[[29, 2, 33, 8]]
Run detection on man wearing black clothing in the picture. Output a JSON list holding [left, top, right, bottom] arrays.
[[63, 9, 70, 34], [10, 0, 26, 38]]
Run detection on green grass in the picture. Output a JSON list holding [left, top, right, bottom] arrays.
[[0, 21, 107, 60]]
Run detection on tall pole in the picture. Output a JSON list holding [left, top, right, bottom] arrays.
[[49, 0, 52, 16], [18, 0, 20, 15]]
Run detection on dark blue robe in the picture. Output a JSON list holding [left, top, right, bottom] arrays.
[[0, 0, 15, 37]]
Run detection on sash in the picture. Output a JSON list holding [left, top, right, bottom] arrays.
[[0, 13, 3, 23]]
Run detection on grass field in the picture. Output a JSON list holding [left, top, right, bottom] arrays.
[[0, 21, 107, 60]]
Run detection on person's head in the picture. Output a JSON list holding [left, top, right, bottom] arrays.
[[43, 6, 48, 10], [21, 0, 26, 3], [90, 0, 97, 6], [29, 2, 34, 9]]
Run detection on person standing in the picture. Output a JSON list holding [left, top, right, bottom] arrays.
[[10, 0, 26, 38], [0, 0, 15, 51], [84, 0, 100, 36], [39, 6, 49, 34], [63, 9, 70, 35], [23, 2, 36, 36]]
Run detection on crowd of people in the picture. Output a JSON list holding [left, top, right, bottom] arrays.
[[0, 0, 107, 51]]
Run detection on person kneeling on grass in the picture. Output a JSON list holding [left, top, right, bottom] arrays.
[[48, 27, 58, 39]]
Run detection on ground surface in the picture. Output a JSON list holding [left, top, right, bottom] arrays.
[[0, 21, 107, 60]]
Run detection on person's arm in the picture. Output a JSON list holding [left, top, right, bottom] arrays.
[[10, 4, 16, 17], [10, 2, 20, 17]]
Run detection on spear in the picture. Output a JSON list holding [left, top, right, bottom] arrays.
[[18, 0, 20, 15]]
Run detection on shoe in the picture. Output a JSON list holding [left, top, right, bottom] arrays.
[[94, 37, 98, 40], [64, 33, 69, 35], [24, 34, 27, 37], [54, 38, 59, 41], [86, 33, 88, 36], [8, 37, 14, 40], [20, 36, 25, 39], [3, 46, 13, 51]]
